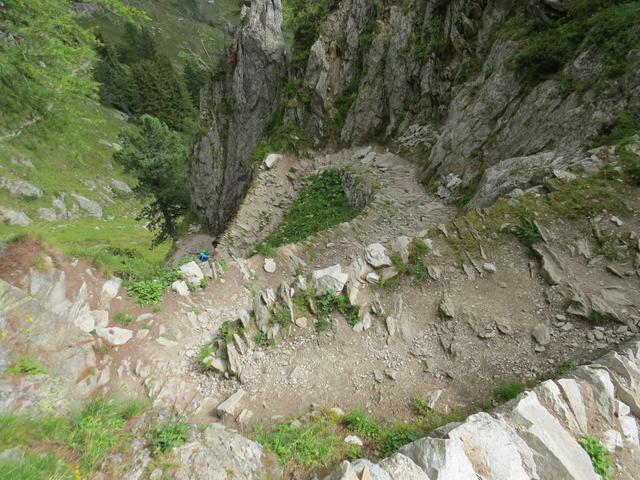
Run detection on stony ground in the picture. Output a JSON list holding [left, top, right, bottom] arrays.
[[2, 146, 640, 479]]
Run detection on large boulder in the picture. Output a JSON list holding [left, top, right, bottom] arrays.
[[365, 243, 392, 268], [179, 261, 204, 285], [0, 177, 42, 198], [172, 423, 280, 479], [0, 206, 31, 226]]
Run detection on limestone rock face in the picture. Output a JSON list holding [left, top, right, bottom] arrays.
[[189, 0, 287, 235], [325, 340, 640, 480], [172, 423, 280, 479], [287, 0, 639, 205]]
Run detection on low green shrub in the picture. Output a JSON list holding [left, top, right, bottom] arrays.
[[254, 331, 275, 348], [151, 421, 190, 455], [579, 434, 612, 477], [126, 268, 181, 305], [316, 290, 359, 327]]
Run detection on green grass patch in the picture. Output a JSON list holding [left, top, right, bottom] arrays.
[[253, 170, 364, 255], [390, 238, 431, 281], [218, 320, 244, 343], [0, 393, 147, 477], [254, 331, 276, 348], [126, 268, 181, 305], [446, 167, 628, 259], [270, 305, 293, 328], [255, 404, 466, 475], [579, 435, 612, 477], [0, 97, 172, 282], [315, 290, 360, 327], [6, 356, 46, 376], [197, 343, 214, 371], [113, 312, 133, 326], [492, 380, 527, 403]]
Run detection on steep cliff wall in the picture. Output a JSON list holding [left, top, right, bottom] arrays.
[[191, 0, 640, 233], [189, 0, 286, 235], [287, 0, 640, 207]]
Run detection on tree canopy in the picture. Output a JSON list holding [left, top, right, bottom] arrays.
[[0, 0, 141, 131], [114, 115, 190, 244]]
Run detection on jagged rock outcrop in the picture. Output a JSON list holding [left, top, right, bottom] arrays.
[[285, 0, 640, 206], [189, 0, 287, 234], [326, 341, 640, 479]]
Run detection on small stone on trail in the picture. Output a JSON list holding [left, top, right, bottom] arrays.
[[263, 258, 276, 273], [344, 435, 363, 446], [425, 389, 443, 409], [353, 312, 373, 332], [439, 293, 456, 319], [96, 327, 133, 345], [366, 272, 380, 284], [179, 261, 204, 285], [386, 316, 397, 336], [217, 389, 245, 418], [295, 317, 308, 328], [610, 215, 624, 227], [172, 280, 189, 296], [264, 153, 282, 169], [532, 323, 551, 346], [384, 369, 399, 381], [495, 318, 512, 335], [365, 243, 392, 268], [483, 262, 497, 273], [136, 313, 154, 323]]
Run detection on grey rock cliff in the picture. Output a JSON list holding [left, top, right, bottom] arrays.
[[287, 0, 640, 206], [189, 0, 286, 234]]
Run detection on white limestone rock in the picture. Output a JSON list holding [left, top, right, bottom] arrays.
[[264, 153, 282, 169], [96, 327, 133, 345], [365, 243, 392, 268], [312, 264, 348, 293], [179, 261, 204, 285], [505, 392, 599, 480], [172, 280, 190, 296]]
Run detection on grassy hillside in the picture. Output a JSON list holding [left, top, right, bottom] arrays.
[[82, 0, 242, 63], [0, 99, 171, 280]]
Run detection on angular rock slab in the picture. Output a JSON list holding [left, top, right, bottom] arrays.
[[505, 392, 599, 480], [179, 261, 204, 285], [172, 423, 280, 479], [400, 412, 537, 480], [312, 264, 348, 293], [379, 453, 429, 480], [365, 243, 392, 268]]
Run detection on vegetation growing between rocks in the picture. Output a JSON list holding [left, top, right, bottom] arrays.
[[0, 393, 147, 478], [253, 170, 364, 255], [390, 238, 431, 281], [254, 403, 465, 475], [446, 166, 629, 260], [150, 421, 189, 455], [506, 1, 640, 84], [579, 434, 612, 477]]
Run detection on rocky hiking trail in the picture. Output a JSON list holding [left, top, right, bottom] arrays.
[[2, 145, 640, 478]]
